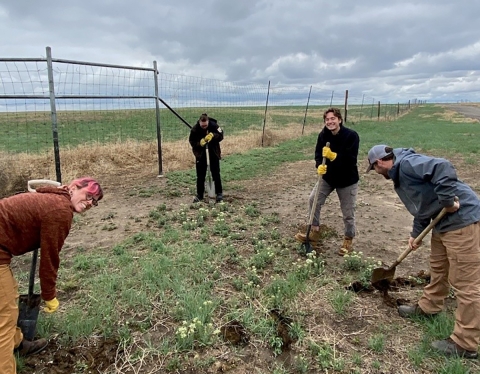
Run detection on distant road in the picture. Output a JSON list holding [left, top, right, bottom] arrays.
[[442, 104, 480, 121]]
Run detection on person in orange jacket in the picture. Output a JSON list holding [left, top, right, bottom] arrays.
[[0, 177, 103, 373]]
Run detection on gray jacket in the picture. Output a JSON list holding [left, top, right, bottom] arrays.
[[388, 148, 480, 237]]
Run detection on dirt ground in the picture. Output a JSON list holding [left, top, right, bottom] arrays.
[[19, 104, 480, 373]]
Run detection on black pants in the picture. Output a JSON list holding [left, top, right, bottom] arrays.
[[196, 150, 222, 198]]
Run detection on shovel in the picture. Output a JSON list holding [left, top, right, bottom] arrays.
[[303, 142, 329, 254], [205, 143, 216, 202], [18, 179, 61, 340], [18, 249, 41, 340], [371, 206, 448, 289]]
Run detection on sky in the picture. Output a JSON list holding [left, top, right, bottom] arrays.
[[1, 0, 480, 103]]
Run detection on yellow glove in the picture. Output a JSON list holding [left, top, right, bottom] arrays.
[[44, 298, 59, 313], [205, 133, 214, 143], [317, 165, 327, 175], [200, 138, 207, 147], [322, 146, 337, 161]]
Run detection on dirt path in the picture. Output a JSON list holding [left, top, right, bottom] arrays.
[[442, 103, 480, 121], [62, 157, 430, 277]]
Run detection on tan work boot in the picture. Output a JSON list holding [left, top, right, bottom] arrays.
[[338, 236, 353, 256], [294, 230, 321, 243], [15, 338, 48, 357]]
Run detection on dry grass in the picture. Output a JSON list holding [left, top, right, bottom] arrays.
[[0, 124, 319, 197], [441, 109, 480, 123]]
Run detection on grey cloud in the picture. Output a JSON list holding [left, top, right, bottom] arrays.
[[1, 0, 480, 101]]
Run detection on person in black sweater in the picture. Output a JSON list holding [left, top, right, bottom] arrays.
[[189, 113, 224, 202], [295, 107, 360, 255]]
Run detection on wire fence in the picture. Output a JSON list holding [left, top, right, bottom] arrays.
[[1, 46, 418, 191]]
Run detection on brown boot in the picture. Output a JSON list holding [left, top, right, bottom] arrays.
[[15, 338, 48, 357], [294, 230, 321, 243], [338, 236, 353, 256]]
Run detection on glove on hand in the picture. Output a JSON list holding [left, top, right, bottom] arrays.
[[44, 297, 59, 313], [322, 146, 337, 161], [317, 165, 327, 175], [205, 133, 214, 143], [200, 139, 207, 147]]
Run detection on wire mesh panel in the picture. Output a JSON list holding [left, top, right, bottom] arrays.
[[0, 59, 54, 195], [0, 56, 159, 196], [0, 60, 53, 153], [0, 48, 419, 197], [158, 72, 269, 141], [52, 62, 157, 146]]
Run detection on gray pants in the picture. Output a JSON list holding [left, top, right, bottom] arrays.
[[308, 181, 358, 238]]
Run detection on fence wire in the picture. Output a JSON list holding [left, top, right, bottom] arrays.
[[0, 47, 418, 195]]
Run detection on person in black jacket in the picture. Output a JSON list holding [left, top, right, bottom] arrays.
[[189, 113, 224, 202], [295, 107, 360, 256]]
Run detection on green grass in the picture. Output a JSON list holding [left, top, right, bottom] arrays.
[[355, 105, 480, 156], [3, 104, 478, 163], [0, 102, 423, 153]]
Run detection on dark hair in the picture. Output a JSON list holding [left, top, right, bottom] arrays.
[[323, 107, 343, 123], [382, 147, 394, 161], [200, 113, 208, 122]]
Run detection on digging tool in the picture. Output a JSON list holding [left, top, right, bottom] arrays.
[[18, 179, 61, 340], [303, 142, 330, 254], [18, 250, 42, 340], [205, 142, 216, 202], [371, 206, 449, 289]]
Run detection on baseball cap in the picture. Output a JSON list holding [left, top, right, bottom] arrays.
[[366, 145, 393, 172]]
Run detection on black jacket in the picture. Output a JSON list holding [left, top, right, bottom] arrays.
[[315, 124, 359, 188], [189, 118, 224, 159]]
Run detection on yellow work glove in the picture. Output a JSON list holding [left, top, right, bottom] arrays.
[[317, 164, 327, 175], [200, 138, 207, 147], [205, 133, 214, 143], [322, 146, 337, 161], [44, 297, 59, 313]]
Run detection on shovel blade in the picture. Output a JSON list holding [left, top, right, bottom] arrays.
[[371, 266, 396, 286], [302, 241, 313, 254], [206, 181, 216, 198], [18, 294, 41, 341], [205, 174, 216, 198]]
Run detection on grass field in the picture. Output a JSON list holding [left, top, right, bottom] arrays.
[[10, 103, 480, 373], [0, 103, 408, 153]]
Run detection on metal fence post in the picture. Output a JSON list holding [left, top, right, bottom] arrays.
[[261, 81, 270, 147], [153, 61, 163, 177], [301, 85, 312, 135], [344, 89, 349, 123], [46, 46, 62, 183], [359, 94, 365, 123]]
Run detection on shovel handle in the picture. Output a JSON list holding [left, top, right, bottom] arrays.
[[389, 206, 450, 269], [28, 249, 39, 298], [307, 142, 330, 225]]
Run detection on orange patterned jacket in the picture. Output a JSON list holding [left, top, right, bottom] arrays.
[[0, 186, 73, 300]]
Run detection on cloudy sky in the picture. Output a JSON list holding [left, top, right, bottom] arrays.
[[1, 0, 480, 102]]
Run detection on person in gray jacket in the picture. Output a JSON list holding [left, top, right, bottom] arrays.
[[367, 145, 480, 359]]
